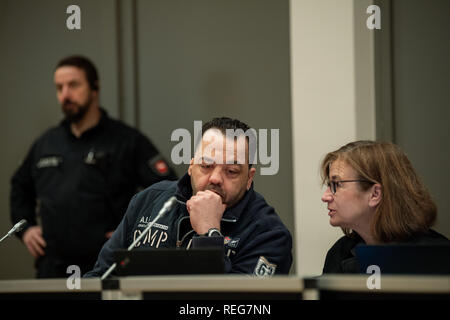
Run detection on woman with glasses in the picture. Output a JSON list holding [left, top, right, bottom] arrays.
[[320, 140, 449, 273]]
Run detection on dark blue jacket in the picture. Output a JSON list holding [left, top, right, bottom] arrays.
[[85, 173, 292, 277]]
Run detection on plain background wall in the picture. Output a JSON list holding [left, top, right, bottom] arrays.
[[391, 0, 450, 237]]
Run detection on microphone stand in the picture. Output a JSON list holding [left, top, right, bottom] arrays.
[[0, 234, 9, 243], [0, 219, 27, 244], [100, 196, 177, 280]]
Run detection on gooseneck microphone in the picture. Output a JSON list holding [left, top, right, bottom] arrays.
[[0, 219, 27, 244], [100, 196, 177, 280]]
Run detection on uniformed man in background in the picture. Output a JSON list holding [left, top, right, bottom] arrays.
[[10, 55, 177, 278]]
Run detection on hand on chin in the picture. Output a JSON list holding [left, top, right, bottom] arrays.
[[186, 190, 226, 234]]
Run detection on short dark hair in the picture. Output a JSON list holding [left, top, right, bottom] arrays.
[[202, 117, 251, 135], [200, 117, 256, 167], [55, 55, 99, 91]]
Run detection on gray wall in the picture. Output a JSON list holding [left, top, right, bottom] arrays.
[[390, 0, 450, 237], [0, 0, 294, 279]]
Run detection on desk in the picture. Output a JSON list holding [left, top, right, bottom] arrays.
[[305, 274, 450, 300], [0, 278, 101, 299], [103, 275, 303, 299], [0, 275, 303, 300], [0, 275, 448, 300]]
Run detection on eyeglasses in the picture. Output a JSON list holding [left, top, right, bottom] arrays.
[[327, 180, 374, 195]]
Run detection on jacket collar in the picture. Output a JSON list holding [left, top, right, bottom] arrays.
[[175, 172, 254, 223], [341, 233, 365, 273]]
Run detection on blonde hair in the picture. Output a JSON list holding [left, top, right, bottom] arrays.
[[321, 141, 437, 242]]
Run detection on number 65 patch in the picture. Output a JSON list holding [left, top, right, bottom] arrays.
[[254, 256, 277, 277]]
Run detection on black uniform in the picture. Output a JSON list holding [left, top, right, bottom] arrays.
[[10, 108, 177, 277]]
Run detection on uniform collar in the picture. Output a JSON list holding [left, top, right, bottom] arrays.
[[175, 173, 254, 223], [61, 107, 109, 139]]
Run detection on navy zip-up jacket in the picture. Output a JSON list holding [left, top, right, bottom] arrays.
[[84, 173, 292, 277]]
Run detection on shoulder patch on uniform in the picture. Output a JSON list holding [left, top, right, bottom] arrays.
[[254, 256, 277, 277], [148, 155, 170, 176]]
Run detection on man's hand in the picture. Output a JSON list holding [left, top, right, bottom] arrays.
[[186, 190, 226, 235], [22, 226, 46, 258]]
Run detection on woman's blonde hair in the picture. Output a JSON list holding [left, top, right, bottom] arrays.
[[321, 140, 437, 242]]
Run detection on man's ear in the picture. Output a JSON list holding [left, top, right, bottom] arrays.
[[368, 184, 382, 208], [188, 158, 194, 176], [246, 167, 256, 190], [90, 87, 100, 106]]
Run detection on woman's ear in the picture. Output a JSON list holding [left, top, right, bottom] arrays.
[[368, 184, 382, 208]]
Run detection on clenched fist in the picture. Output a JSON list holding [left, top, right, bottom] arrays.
[[186, 190, 226, 234]]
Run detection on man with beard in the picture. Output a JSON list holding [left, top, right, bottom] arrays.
[[85, 117, 292, 278], [10, 55, 177, 278]]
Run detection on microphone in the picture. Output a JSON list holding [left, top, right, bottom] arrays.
[[0, 219, 27, 243], [100, 196, 177, 280]]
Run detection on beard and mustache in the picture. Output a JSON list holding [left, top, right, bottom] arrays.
[[61, 94, 93, 123]]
